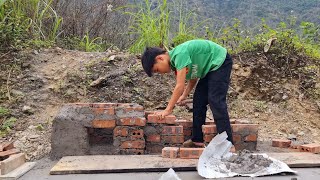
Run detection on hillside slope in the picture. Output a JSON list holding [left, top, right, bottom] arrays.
[[0, 47, 319, 160]]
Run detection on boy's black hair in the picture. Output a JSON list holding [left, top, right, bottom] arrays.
[[141, 47, 167, 77]]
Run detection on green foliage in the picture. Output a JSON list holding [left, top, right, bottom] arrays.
[[79, 32, 104, 52], [171, 0, 206, 46], [126, 0, 170, 53], [0, 107, 10, 118], [0, 0, 62, 51], [0, 117, 16, 137]]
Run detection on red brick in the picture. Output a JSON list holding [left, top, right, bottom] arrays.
[[180, 148, 204, 159], [92, 107, 115, 115], [162, 147, 179, 158], [183, 129, 192, 136], [118, 103, 144, 112], [162, 126, 183, 135], [165, 115, 176, 124], [147, 114, 176, 124], [202, 125, 217, 134], [162, 135, 184, 144], [146, 134, 161, 143], [175, 119, 193, 128], [299, 143, 320, 154], [231, 124, 258, 133], [144, 111, 155, 118], [113, 127, 129, 137], [92, 120, 116, 128], [0, 148, 20, 157], [272, 139, 291, 148], [245, 134, 257, 142], [118, 117, 146, 126], [131, 129, 144, 139], [148, 114, 165, 124], [204, 134, 216, 143], [233, 134, 242, 144], [120, 140, 145, 149], [0, 142, 14, 151]]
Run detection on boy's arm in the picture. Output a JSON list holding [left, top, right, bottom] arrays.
[[157, 67, 187, 118], [183, 79, 198, 98]]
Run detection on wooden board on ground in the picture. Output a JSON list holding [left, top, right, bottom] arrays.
[[267, 152, 320, 168], [50, 153, 320, 175], [50, 155, 197, 175]]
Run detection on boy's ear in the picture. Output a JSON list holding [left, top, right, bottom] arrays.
[[155, 55, 162, 62]]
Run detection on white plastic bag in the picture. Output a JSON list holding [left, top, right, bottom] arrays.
[[159, 168, 182, 180], [198, 132, 296, 178]]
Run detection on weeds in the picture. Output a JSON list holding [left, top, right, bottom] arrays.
[[0, 117, 16, 137], [126, 0, 170, 53], [0, 0, 62, 51], [0, 107, 9, 118], [79, 32, 103, 52]]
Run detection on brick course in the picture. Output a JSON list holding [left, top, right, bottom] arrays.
[[162, 147, 179, 158], [272, 139, 291, 148], [180, 148, 204, 159], [92, 120, 116, 128]]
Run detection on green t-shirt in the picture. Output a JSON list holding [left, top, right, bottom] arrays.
[[169, 39, 227, 80]]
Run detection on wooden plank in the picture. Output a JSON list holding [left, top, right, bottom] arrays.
[[50, 152, 320, 175], [0, 153, 25, 175], [267, 152, 320, 168], [50, 155, 197, 175], [0, 162, 36, 180]]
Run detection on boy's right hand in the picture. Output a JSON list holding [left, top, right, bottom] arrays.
[[176, 96, 187, 106]]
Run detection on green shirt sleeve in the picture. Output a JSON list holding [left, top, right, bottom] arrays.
[[173, 53, 192, 70]]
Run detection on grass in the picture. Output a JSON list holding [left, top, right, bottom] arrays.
[[126, 0, 170, 53], [0, 0, 62, 50]]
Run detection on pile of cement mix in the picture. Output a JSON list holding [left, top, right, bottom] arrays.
[[223, 150, 273, 174]]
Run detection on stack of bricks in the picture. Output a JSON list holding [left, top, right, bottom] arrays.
[[162, 147, 205, 159], [175, 119, 193, 141], [89, 103, 146, 155], [0, 142, 26, 175], [202, 120, 258, 151], [272, 139, 320, 154], [144, 112, 184, 154]]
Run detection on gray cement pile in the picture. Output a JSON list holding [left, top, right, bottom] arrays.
[[223, 150, 273, 174]]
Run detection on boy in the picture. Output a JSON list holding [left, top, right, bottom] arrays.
[[141, 39, 233, 147]]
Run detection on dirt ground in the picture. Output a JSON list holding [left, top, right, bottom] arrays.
[[0, 47, 319, 160]]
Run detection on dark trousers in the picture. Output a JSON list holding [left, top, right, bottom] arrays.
[[191, 53, 233, 144]]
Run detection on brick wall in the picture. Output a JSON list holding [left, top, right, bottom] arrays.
[[51, 103, 259, 159]]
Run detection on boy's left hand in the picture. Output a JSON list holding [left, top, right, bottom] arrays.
[[155, 109, 172, 119]]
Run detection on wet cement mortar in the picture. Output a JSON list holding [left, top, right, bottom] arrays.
[[223, 150, 273, 174]]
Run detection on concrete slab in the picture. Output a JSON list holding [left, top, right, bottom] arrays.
[[50, 152, 320, 175], [0, 162, 36, 180], [0, 153, 25, 175]]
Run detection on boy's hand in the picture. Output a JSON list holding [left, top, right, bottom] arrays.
[[155, 109, 172, 119], [176, 95, 187, 106]]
